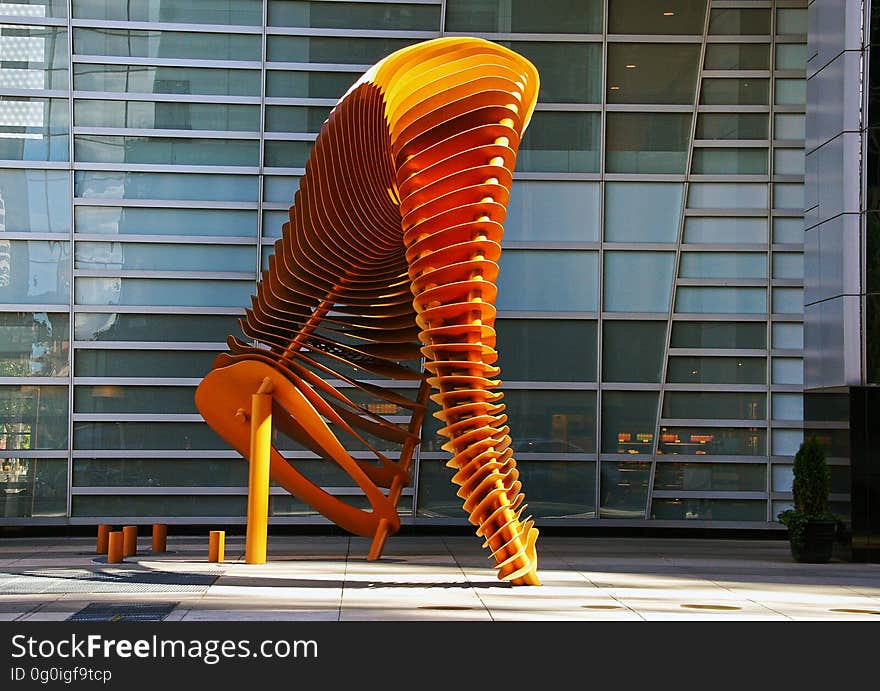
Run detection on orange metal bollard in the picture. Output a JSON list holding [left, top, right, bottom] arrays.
[[107, 531, 124, 563], [208, 531, 225, 563], [152, 523, 167, 553], [96, 524, 112, 554], [122, 525, 137, 557], [245, 380, 272, 565]]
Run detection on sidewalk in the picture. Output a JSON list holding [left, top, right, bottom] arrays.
[[1, 535, 879, 621]]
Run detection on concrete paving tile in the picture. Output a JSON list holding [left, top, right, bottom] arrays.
[[182, 609, 337, 621]]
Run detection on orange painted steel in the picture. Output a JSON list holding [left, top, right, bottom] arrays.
[[107, 531, 123, 564], [195, 37, 541, 585], [96, 524, 112, 554]]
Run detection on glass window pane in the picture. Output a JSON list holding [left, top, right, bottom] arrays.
[[772, 464, 793, 491], [496, 251, 598, 311], [505, 181, 600, 242], [667, 356, 766, 384], [505, 42, 602, 103], [658, 426, 767, 455], [74, 65, 261, 97], [73, 28, 261, 61], [74, 421, 226, 450], [772, 358, 803, 384], [74, 386, 196, 414], [652, 498, 766, 521], [776, 8, 807, 35], [74, 135, 259, 167], [74, 458, 246, 487], [604, 251, 674, 312], [772, 253, 804, 279], [684, 217, 768, 244], [675, 287, 767, 314], [775, 79, 806, 105], [72, 0, 262, 24], [772, 322, 803, 349], [262, 210, 290, 238], [271, 1, 440, 30], [772, 288, 803, 314], [74, 207, 258, 237], [696, 113, 769, 140], [265, 105, 331, 133], [602, 321, 666, 383], [654, 463, 766, 490], [774, 148, 805, 175], [74, 242, 254, 273], [772, 429, 803, 455], [0, 458, 67, 517], [264, 140, 312, 168], [0, 25, 68, 90], [1, 1, 66, 17], [506, 390, 597, 454], [701, 78, 769, 105], [775, 114, 805, 140], [72, 494, 245, 517], [772, 217, 803, 243], [704, 44, 770, 70], [679, 252, 766, 279], [670, 321, 766, 349], [600, 461, 650, 518], [606, 112, 691, 174], [774, 183, 804, 210], [74, 99, 261, 132], [0, 385, 68, 449], [663, 392, 766, 420], [609, 0, 706, 34], [601, 391, 657, 455], [74, 313, 240, 342], [0, 97, 68, 161], [266, 69, 358, 99], [447, 0, 601, 33], [0, 169, 70, 232], [75, 349, 216, 378], [691, 148, 768, 174], [708, 8, 771, 35], [605, 183, 682, 243], [773, 393, 803, 421], [263, 176, 299, 203], [266, 36, 419, 64], [518, 112, 599, 173], [75, 172, 258, 202], [607, 44, 700, 104], [74, 277, 254, 307], [495, 319, 597, 382], [0, 312, 69, 377], [0, 240, 70, 304], [688, 182, 768, 208], [776, 43, 807, 71]]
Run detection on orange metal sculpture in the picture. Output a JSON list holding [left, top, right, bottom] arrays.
[[195, 37, 541, 585]]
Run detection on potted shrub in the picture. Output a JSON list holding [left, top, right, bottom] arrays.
[[777, 436, 837, 563]]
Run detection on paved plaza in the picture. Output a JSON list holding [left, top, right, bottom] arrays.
[[1, 534, 879, 621]]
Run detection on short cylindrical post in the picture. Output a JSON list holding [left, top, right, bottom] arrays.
[[245, 382, 272, 565], [151, 523, 167, 553], [96, 524, 112, 554], [122, 525, 137, 557], [107, 531, 124, 563], [208, 530, 225, 563]]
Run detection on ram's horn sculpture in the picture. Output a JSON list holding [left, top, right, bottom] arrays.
[[196, 37, 541, 585]]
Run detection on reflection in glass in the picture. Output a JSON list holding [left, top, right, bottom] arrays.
[[607, 44, 700, 104], [273, 1, 440, 30], [0, 458, 66, 517], [505, 181, 600, 241], [75, 349, 217, 378], [266, 70, 358, 99], [264, 140, 312, 168], [0, 312, 69, 377], [265, 105, 331, 133], [505, 42, 602, 103], [73, 29, 261, 61], [75, 171, 259, 202], [517, 112, 599, 172], [74, 277, 254, 308], [74, 207, 258, 237], [74, 386, 197, 414], [447, 0, 602, 33], [74, 99, 260, 132], [74, 64, 261, 97], [496, 251, 598, 311], [73, 421, 227, 450], [0, 25, 68, 90], [601, 391, 657, 455], [267, 36, 419, 64], [74, 458, 246, 487], [495, 320, 597, 382], [654, 463, 766, 491], [0, 169, 70, 232], [72, 0, 261, 24], [0, 240, 70, 305], [74, 242, 254, 273], [652, 499, 765, 521], [604, 183, 682, 243], [602, 321, 666, 383], [604, 251, 674, 312], [600, 461, 650, 518], [0, 97, 68, 161], [658, 426, 766, 455], [606, 112, 691, 173], [662, 392, 766, 420], [74, 313, 241, 343], [74, 135, 259, 167], [0, 385, 68, 450]]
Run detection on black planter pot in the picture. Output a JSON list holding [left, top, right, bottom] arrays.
[[790, 520, 836, 563]]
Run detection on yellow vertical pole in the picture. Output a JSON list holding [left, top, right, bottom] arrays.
[[245, 378, 273, 565]]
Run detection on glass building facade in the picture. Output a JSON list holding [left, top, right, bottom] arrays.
[[0, 0, 812, 528]]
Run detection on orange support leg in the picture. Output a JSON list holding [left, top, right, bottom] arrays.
[[122, 525, 137, 557], [152, 523, 167, 553], [96, 524, 112, 554], [107, 531, 123, 563]]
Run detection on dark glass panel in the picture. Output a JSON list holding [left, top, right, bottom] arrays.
[[0, 385, 68, 450], [601, 391, 657, 454], [654, 463, 766, 491], [652, 498, 766, 520], [0, 312, 69, 377], [704, 44, 770, 70], [0, 458, 67, 517], [666, 356, 766, 384], [696, 113, 769, 140], [607, 44, 701, 104], [670, 321, 766, 349], [657, 426, 766, 455], [662, 391, 766, 420], [446, 0, 602, 33], [494, 319, 597, 382], [602, 321, 666, 383], [608, 0, 706, 34], [606, 112, 692, 173], [600, 461, 650, 518]]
